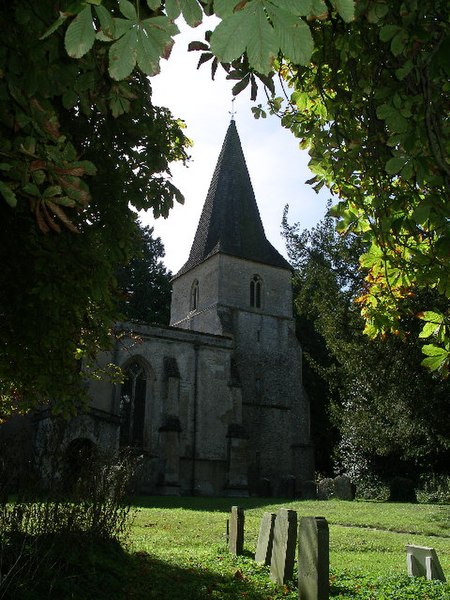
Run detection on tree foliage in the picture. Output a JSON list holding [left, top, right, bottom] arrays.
[[0, 2, 189, 414], [283, 209, 450, 481], [2, 0, 448, 415], [193, 1, 450, 374], [253, 1, 449, 373], [116, 224, 172, 325]]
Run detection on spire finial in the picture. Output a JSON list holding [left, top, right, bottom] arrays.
[[229, 97, 237, 121]]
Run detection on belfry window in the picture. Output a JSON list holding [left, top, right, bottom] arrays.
[[250, 275, 262, 308], [120, 361, 146, 448], [190, 279, 199, 311]]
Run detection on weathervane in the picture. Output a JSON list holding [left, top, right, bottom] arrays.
[[229, 97, 237, 121]]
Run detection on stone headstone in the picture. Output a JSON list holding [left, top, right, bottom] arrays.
[[228, 506, 245, 555], [317, 478, 334, 500], [299, 480, 317, 500], [333, 475, 355, 501], [258, 477, 272, 497], [389, 477, 417, 502], [255, 512, 276, 565], [406, 545, 446, 581], [270, 508, 298, 584], [298, 517, 329, 600]]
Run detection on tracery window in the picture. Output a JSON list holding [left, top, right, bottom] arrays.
[[120, 361, 146, 447], [250, 275, 262, 309], [190, 279, 199, 311]]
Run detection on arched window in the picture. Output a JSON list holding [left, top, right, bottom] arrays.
[[250, 275, 262, 309], [190, 279, 199, 311], [120, 361, 146, 448]]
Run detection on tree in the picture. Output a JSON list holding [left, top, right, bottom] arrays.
[[193, 1, 449, 373], [116, 224, 172, 325], [2, 0, 448, 416], [0, 2, 189, 415], [283, 209, 450, 483]]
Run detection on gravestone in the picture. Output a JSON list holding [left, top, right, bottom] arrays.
[[406, 545, 446, 581], [334, 475, 355, 501], [255, 512, 276, 565], [317, 478, 334, 500], [389, 477, 417, 502], [298, 517, 329, 600], [270, 508, 298, 584], [299, 480, 317, 500], [228, 506, 245, 555]]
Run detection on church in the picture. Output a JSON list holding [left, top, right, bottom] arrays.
[[35, 119, 314, 497]]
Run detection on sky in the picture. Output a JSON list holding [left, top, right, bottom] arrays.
[[141, 17, 330, 274]]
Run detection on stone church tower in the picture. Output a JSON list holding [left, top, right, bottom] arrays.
[[30, 119, 313, 497], [170, 120, 312, 494]]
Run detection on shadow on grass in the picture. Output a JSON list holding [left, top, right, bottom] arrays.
[[131, 495, 293, 512], [1, 534, 273, 600], [126, 550, 274, 600]]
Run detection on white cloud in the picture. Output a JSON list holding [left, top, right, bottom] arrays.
[[141, 18, 330, 273]]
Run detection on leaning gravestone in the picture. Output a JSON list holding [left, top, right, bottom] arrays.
[[255, 512, 276, 565], [298, 517, 329, 600], [270, 508, 298, 584], [333, 475, 355, 501], [317, 478, 334, 500], [406, 545, 446, 581], [228, 506, 245, 555]]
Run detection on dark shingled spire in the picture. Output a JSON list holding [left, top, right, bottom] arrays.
[[174, 120, 291, 278]]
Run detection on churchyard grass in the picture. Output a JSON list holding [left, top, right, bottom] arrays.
[[126, 496, 450, 599]]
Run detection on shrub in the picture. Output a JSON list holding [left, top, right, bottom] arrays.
[[0, 448, 138, 599]]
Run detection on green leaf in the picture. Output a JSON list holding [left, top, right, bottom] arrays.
[[109, 28, 138, 80], [213, 0, 237, 18], [412, 203, 431, 225], [268, 6, 314, 66], [165, 0, 181, 20], [22, 183, 40, 197], [385, 156, 407, 175], [40, 13, 70, 40], [379, 24, 401, 42], [43, 185, 63, 198], [210, 10, 249, 65], [0, 181, 17, 208], [147, 0, 161, 9], [245, 3, 277, 74], [421, 344, 450, 372], [166, 0, 202, 26], [421, 353, 447, 372], [331, 0, 354, 22], [310, 0, 328, 17], [422, 344, 447, 357], [419, 321, 440, 339], [180, 0, 203, 27], [391, 30, 407, 57], [269, 0, 313, 16], [94, 4, 115, 39], [64, 5, 96, 59], [418, 311, 444, 324], [119, 0, 137, 21], [136, 27, 163, 75]]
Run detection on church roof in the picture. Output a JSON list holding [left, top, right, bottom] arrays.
[[174, 120, 291, 278]]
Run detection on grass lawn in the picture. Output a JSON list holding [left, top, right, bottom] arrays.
[[123, 496, 450, 599]]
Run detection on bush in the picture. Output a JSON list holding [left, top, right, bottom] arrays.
[[417, 474, 450, 504], [0, 448, 138, 599]]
